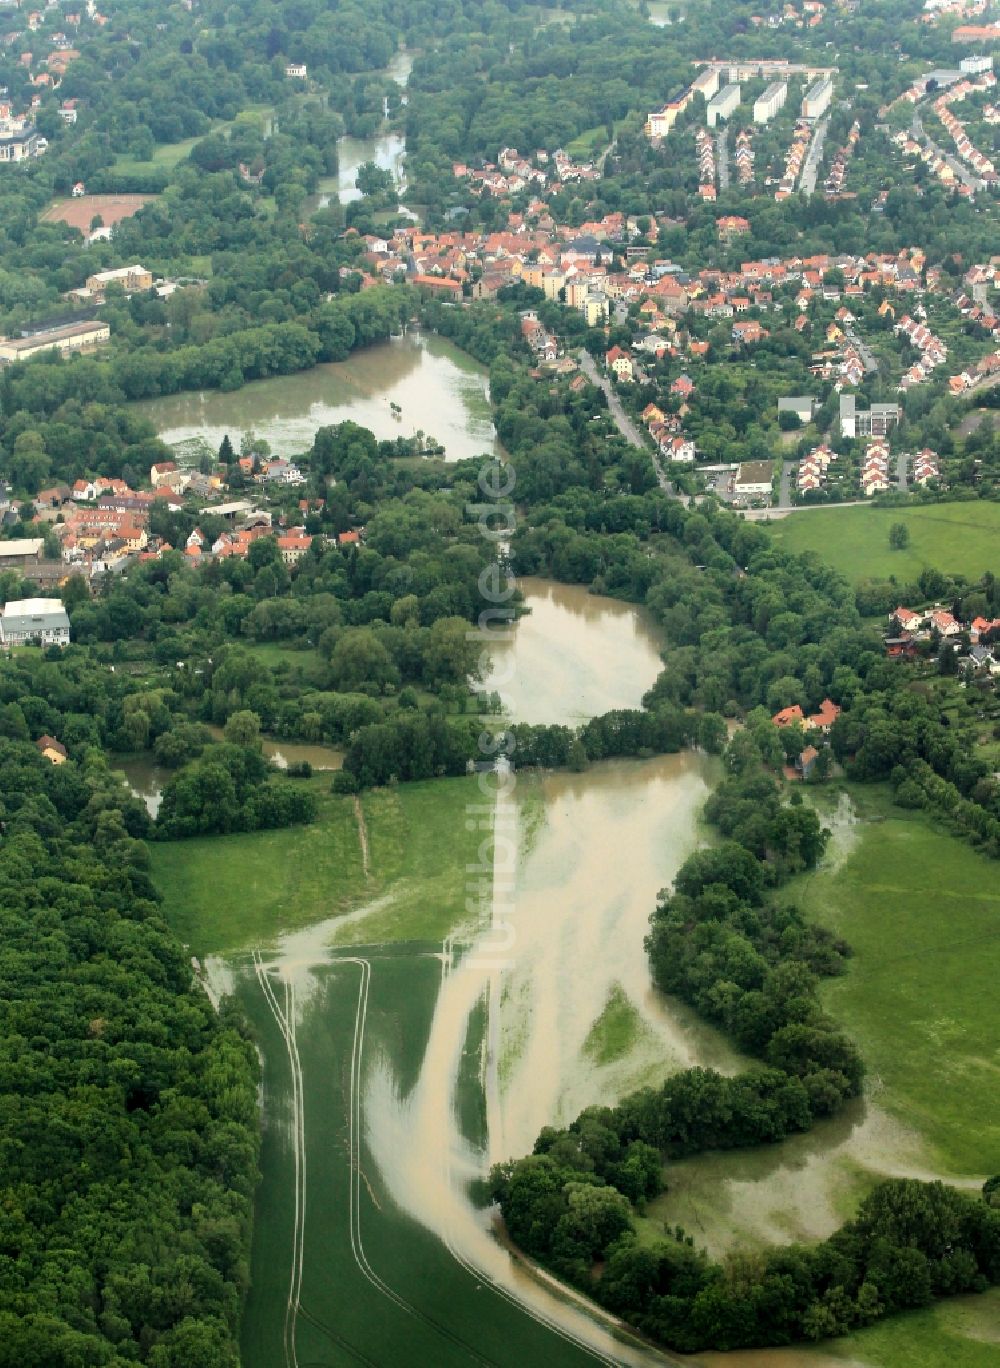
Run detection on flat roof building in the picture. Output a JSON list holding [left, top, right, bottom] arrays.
[[802, 76, 833, 120], [0, 320, 109, 362], [707, 83, 741, 127], [0, 538, 44, 565], [735, 459, 774, 496], [754, 81, 787, 123], [840, 393, 899, 438], [0, 597, 69, 647]]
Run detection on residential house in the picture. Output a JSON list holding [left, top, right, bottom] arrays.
[[36, 734, 67, 764], [605, 345, 634, 382]]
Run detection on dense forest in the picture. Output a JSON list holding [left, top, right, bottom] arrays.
[[0, 733, 258, 1366]]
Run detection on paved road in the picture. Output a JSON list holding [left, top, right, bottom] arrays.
[[897, 449, 908, 493], [911, 106, 981, 193], [717, 127, 730, 189], [799, 115, 830, 195], [964, 368, 1000, 397], [779, 459, 795, 507], [742, 498, 869, 522], [578, 350, 646, 447], [577, 349, 683, 497], [844, 322, 877, 374]]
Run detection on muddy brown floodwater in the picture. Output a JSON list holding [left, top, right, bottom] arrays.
[[478, 577, 666, 723], [134, 331, 499, 462]]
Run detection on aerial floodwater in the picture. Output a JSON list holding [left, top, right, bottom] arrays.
[[305, 48, 416, 216], [134, 331, 500, 462], [478, 578, 665, 724], [209, 581, 734, 1367]]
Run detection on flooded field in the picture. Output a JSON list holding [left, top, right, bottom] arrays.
[[178, 584, 726, 1366], [479, 578, 665, 723], [134, 332, 499, 462], [117, 739, 342, 816]]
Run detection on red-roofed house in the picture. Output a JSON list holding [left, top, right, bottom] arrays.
[[808, 698, 841, 732], [772, 704, 805, 728], [605, 346, 633, 382], [930, 609, 961, 636]]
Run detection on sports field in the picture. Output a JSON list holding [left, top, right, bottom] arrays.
[[765, 501, 1000, 583], [41, 193, 155, 232]]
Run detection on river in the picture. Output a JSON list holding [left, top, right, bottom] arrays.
[[304, 47, 416, 215], [216, 580, 735, 1366], [134, 331, 500, 462]]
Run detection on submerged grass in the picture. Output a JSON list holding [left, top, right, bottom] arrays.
[[582, 984, 648, 1066]]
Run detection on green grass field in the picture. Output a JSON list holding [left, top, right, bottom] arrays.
[[240, 640, 323, 672], [150, 776, 484, 955], [114, 105, 275, 177], [790, 784, 1000, 1175], [824, 1292, 1000, 1368], [765, 502, 1000, 583]]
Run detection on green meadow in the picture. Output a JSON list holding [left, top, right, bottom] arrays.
[[765, 502, 1000, 584], [792, 785, 1000, 1176], [150, 775, 484, 955]]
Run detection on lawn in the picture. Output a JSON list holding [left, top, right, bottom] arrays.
[[765, 501, 1000, 583], [114, 134, 204, 176], [114, 105, 275, 177], [150, 775, 483, 955], [789, 783, 1000, 1176], [822, 1290, 1000, 1368], [240, 640, 322, 672]]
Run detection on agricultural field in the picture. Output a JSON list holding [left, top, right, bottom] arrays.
[[765, 501, 1000, 583], [40, 193, 155, 232]]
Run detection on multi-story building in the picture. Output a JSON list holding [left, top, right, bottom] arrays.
[[0, 598, 70, 647], [85, 265, 153, 295], [707, 83, 741, 127], [754, 80, 788, 123], [691, 67, 721, 102], [802, 76, 833, 118], [840, 393, 899, 438], [0, 121, 41, 161]]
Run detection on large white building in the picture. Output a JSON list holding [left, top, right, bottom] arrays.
[[707, 83, 741, 127], [0, 320, 110, 362], [691, 67, 721, 102], [802, 76, 833, 119], [960, 54, 993, 75], [0, 598, 70, 647], [0, 123, 42, 162], [754, 81, 787, 123]]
